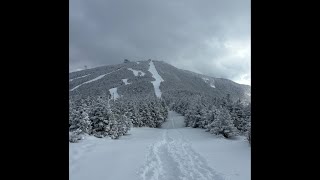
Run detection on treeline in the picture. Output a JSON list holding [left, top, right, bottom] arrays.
[[163, 91, 251, 143], [69, 94, 169, 142]]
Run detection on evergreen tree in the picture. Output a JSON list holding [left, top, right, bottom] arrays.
[[247, 120, 251, 145], [69, 129, 83, 143], [78, 110, 92, 134], [207, 107, 237, 138], [231, 99, 247, 133], [89, 96, 112, 138]]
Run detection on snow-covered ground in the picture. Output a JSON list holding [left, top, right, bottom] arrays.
[[109, 87, 120, 100], [122, 79, 131, 85], [69, 111, 250, 180], [69, 74, 91, 82], [70, 68, 123, 91], [128, 68, 145, 76], [148, 61, 164, 98]]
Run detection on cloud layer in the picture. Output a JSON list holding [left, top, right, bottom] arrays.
[[70, 0, 250, 85]]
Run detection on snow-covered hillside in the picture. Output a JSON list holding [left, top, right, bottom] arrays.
[[69, 111, 250, 180], [69, 60, 250, 104], [70, 67, 123, 91]]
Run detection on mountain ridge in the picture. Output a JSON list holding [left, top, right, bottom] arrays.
[[69, 60, 250, 104]]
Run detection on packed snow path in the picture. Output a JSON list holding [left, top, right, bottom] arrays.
[[148, 61, 164, 98], [69, 111, 250, 180], [139, 112, 224, 180]]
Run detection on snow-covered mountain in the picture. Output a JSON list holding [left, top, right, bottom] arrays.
[[69, 59, 250, 103]]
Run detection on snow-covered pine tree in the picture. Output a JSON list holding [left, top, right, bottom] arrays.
[[110, 100, 132, 138], [78, 110, 92, 134], [69, 129, 83, 143], [153, 100, 164, 128], [69, 99, 92, 134], [123, 100, 135, 126], [185, 99, 205, 128], [231, 99, 247, 134], [69, 100, 79, 132], [204, 105, 218, 131], [247, 120, 251, 145], [184, 106, 196, 127], [89, 96, 112, 138], [137, 102, 145, 127], [160, 99, 168, 122], [138, 101, 148, 127], [207, 107, 237, 138], [131, 105, 143, 127], [198, 107, 210, 129], [221, 94, 233, 112], [146, 100, 157, 128], [108, 112, 120, 139]]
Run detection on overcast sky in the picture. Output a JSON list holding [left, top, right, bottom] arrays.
[[70, 0, 250, 85]]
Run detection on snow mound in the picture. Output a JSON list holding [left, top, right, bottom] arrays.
[[109, 87, 120, 100], [148, 61, 164, 98], [128, 68, 145, 76], [122, 79, 131, 85]]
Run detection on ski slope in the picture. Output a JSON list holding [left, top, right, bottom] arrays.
[[69, 74, 91, 82], [69, 111, 250, 180], [70, 68, 123, 91], [148, 61, 164, 98]]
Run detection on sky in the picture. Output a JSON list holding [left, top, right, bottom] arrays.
[[69, 0, 251, 85]]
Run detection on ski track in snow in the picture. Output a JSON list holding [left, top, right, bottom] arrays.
[[138, 112, 225, 180], [109, 87, 120, 100], [69, 111, 250, 180], [128, 68, 145, 76], [69, 74, 91, 82], [148, 61, 164, 98], [70, 68, 123, 91]]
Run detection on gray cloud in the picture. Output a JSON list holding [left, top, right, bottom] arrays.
[[70, 0, 250, 85]]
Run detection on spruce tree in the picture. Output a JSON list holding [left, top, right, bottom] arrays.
[[207, 107, 237, 138], [89, 96, 112, 138]]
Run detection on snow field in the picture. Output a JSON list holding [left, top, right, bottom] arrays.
[[69, 111, 250, 180]]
